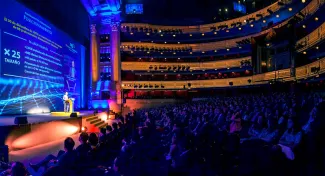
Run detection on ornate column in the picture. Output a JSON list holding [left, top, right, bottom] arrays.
[[103, 14, 122, 113], [109, 15, 121, 83], [90, 24, 100, 84]]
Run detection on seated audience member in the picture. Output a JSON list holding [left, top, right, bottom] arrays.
[[106, 125, 113, 135], [277, 114, 288, 133], [0, 162, 27, 176], [276, 118, 302, 160], [229, 112, 242, 134], [258, 118, 279, 143], [248, 115, 264, 138], [116, 143, 133, 175], [88, 133, 100, 161], [99, 128, 107, 143], [75, 132, 91, 161], [302, 107, 316, 134], [29, 137, 76, 172], [170, 138, 194, 176], [166, 134, 180, 160]]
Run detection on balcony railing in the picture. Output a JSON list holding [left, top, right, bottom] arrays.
[[121, 56, 325, 89], [296, 22, 325, 52], [121, 57, 251, 71]]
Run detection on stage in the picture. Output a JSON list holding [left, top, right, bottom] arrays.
[[0, 110, 116, 163], [0, 111, 93, 126]]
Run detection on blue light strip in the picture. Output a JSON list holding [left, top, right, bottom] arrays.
[[80, 45, 86, 108]]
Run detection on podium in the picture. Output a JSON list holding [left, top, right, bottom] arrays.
[[67, 98, 75, 113], [51, 98, 79, 117]]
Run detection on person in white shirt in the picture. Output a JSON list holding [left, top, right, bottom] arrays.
[[63, 92, 69, 112]]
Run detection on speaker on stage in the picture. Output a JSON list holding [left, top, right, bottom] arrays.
[[229, 82, 233, 86], [14, 116, 28, 125], [70, 113, 78, 118]]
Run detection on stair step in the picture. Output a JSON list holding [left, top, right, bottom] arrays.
[[90, 119, 102, 124], [94, 121, 105, 127], [84, 115, 97, 119], [98, 123, 107, 129], [86, 116, 98, 122]]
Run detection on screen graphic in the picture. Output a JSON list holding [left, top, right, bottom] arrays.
[[0, 0, 82, 115], [125, 4, 144, 14], [233, 2, 247, 14]]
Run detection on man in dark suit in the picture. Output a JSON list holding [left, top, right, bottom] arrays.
[[29, 137, 76, 171], [75, 132, 91, 162]]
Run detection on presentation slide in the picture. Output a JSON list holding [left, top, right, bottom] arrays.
[[0, 0, 82, 115]]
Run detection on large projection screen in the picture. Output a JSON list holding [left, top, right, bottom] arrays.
[[0, 0, 83, 115]]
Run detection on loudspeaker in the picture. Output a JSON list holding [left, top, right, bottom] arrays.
[[14, 116, 28, 125], [70, 113, 78, 118], [0, 145, 9, 163], [229, 82, 233, 86]]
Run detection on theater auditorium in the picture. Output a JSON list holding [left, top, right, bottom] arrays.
[[0, 0, 325, 175]]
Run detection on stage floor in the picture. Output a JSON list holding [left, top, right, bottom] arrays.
[[0, 111, 94, 126]]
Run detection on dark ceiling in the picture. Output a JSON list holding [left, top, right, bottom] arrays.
[[16, 0, 90, 44], [122, 0, 277, 25]]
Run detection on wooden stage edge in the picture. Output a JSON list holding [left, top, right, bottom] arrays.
[[50, 112, 80, 116]]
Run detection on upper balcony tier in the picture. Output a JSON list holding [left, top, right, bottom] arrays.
[[120, 1, 307, 43], [105, 0, 323, 55], [121, 1, 290, 34]]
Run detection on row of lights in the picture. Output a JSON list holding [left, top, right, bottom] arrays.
[[302, 46, 320, 55], [128, 46, 245, 55], [125, 4, 298, 39], [133, 67, 251, 75], [130, 12, 318, 40], [148, 65, 191, 71]]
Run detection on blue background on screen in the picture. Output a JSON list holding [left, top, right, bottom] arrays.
[[0, 0, 82, 115], [125, 4, 144, 14], [233, 2, 247, 14]]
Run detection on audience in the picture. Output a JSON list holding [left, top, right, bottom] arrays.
[[3, 91, 325, 176]]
